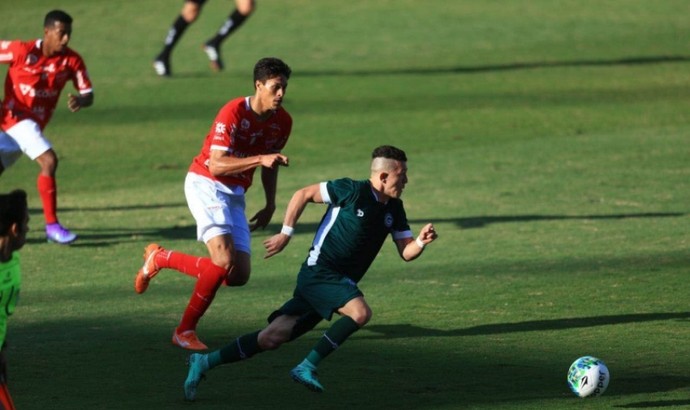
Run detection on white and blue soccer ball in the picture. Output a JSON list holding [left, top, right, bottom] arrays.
[[567, 356, 610, 398]]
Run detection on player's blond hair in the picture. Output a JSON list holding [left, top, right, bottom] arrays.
[[371, 157, 400, 174]]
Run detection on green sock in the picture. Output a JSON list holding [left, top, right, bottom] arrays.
[[306, 351, 323, 366], [209, 330, 261, 368], [307, 315, 360, 366], [206, 351, 222, 370]]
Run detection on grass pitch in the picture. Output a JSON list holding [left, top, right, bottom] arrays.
[[2, 1, 689, 409]]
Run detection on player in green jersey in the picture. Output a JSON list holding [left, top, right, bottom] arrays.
[[0, 189, 29, 410], [183, 145, 438, 400]]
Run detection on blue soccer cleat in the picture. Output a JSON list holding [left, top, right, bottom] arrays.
[[184, 353, 207, 401], [290, 360, 324, 393]]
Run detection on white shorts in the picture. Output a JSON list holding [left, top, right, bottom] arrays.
[[184, 172, 251, 254], [0, 120, 52, 168]]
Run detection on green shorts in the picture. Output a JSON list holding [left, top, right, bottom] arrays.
[[273, 263, 363, 322]]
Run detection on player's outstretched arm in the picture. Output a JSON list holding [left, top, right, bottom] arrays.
[[263, 183, 322, 259], [399, 223, 438, 261], [208, 151, 287, 177]]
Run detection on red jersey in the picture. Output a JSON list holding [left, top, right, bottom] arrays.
[[189, 97, 292, 191], [0, 39, 93, 130]]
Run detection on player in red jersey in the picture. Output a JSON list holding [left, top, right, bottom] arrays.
[[134, 57, 292, 350], [153, 0, 256, 76], [0, 10, 94, 245]]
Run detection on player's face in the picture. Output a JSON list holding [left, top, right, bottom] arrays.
[[383, 161, 408, 199], [43, 21, 72, 56], [257, 75, 288, 111]]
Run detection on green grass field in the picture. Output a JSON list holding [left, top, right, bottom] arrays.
[[1, 1, 689, 408]]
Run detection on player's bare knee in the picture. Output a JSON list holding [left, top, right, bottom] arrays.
[[236, 0, 255, 15], [210, 253, 232, 271], [36, 151, 58, 174], [224, 265, 249, 286], [181, 3, 201, 22], [354, 314, 371, 327], [349, 309, 372, 327], [257, 330, 288, 350]]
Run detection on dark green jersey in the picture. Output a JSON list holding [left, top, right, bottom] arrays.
[[304, 178, 412, 282]]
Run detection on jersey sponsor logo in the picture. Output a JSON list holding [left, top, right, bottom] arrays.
[[36, 89, 59, 98], [215, 121, 227, 135], [19, 84, 33, 96], [384, 213, 393, 228], [18, 84, 59, 98]]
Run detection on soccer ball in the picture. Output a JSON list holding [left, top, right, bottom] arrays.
[[567, 356, 610, 398]]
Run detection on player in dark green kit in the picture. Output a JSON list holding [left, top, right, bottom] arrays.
[[183, 145, 438, 401]]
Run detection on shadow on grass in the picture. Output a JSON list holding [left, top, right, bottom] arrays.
[[365, 312, 690, 338], [363, 313, 690, 400], [297, 55, 690, 77], [11, 310, 690, 409], [25, 224, 197, 246], [9, 281, 690, 408], [616, 399, 690, 408], [455, 212, 686, 229], [23, 210, 686, 247], [42, 203, 188, 212]]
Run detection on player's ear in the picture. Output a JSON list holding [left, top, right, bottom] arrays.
[[10, 221, 23, 237], [380, 171, 389, 184], [8, 223, 20, 242]]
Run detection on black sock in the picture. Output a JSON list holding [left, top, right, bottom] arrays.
[[206, 10, 249, 47], [157, 15, 190, 61]]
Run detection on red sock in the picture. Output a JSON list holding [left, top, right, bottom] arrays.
[[37, 174, 57, 224], [0, 383, 15, 410], [155, 250, 208, 278], [177, 262, 228, 332]]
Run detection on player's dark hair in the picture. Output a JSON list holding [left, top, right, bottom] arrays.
[[372, 145, 407, 162], [0, 190, 28, 236], [44, 10, 73, 28], [254, 57, 292, 84]]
